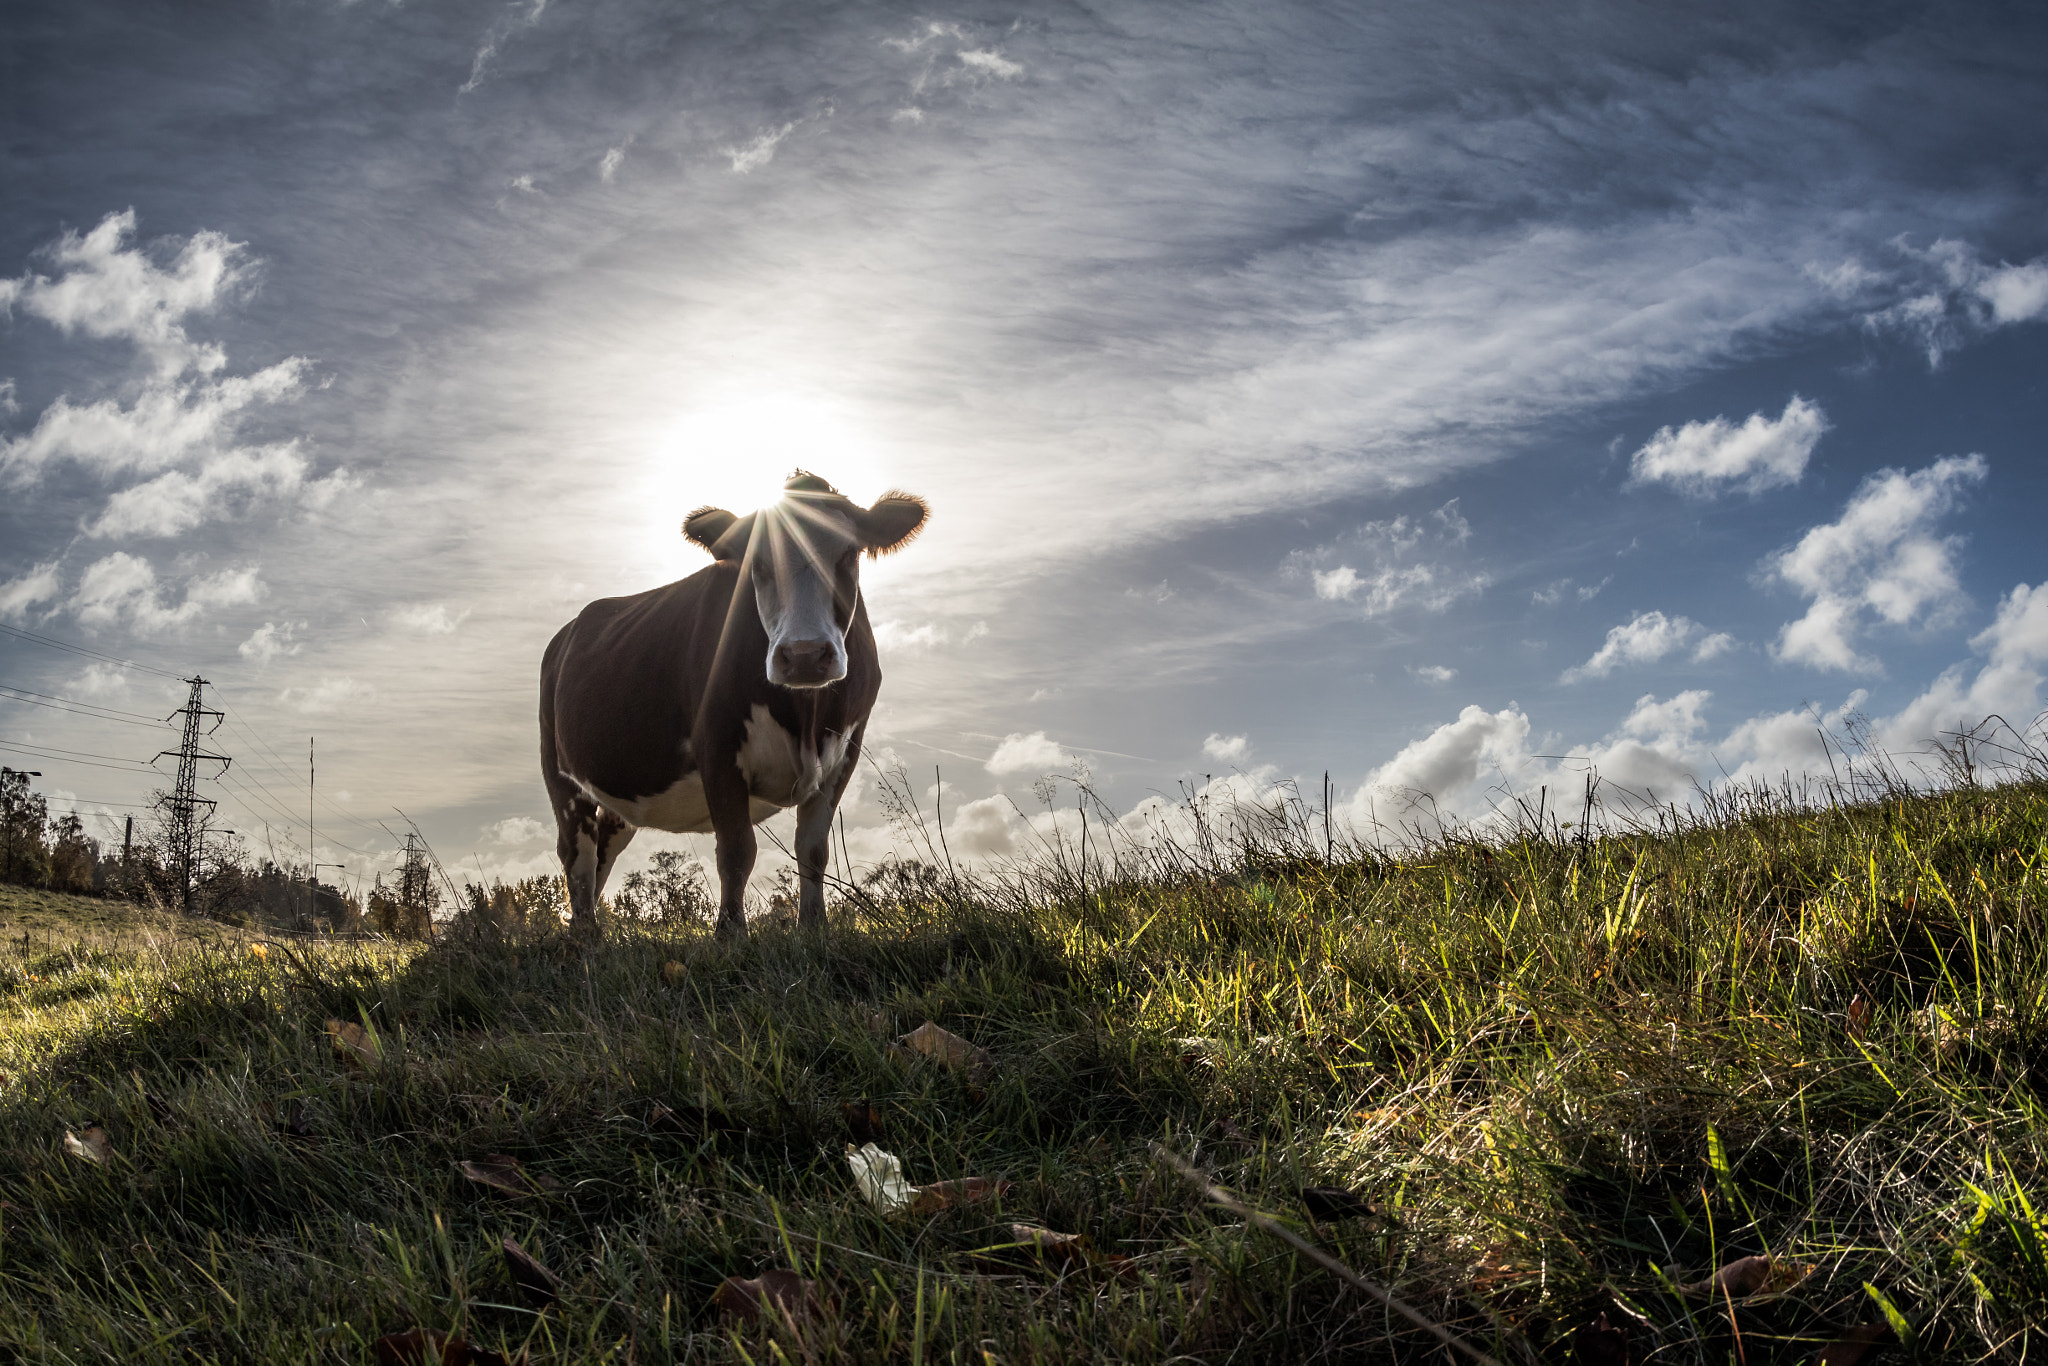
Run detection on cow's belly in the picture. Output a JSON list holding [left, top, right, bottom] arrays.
[[583, 772, 715, 834]]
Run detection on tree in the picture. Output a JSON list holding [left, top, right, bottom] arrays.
[[612, 850, 712, 925], [1, 768, 50, 887], [47, 813, 98, 893]]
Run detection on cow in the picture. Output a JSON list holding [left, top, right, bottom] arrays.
[[539, 471, 929, 940]]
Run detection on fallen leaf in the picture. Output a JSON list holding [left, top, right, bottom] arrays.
[[897, 1021, 990, 1073], [1846, 995, 1871, 1039], [998, 1223, 1137, 1279], [501, 1237, 562, 1307], [1814, 1322, 1893, 1366], [1572, 1311, 1631, 1366], [249, 942, 270, 961], [842, 1099, 886, 1146], [661, 960, 686, 986], [711, 1268, 822, 1325], [327, 1018, 384, 1068], [909, 1176, 1010, 1216], [63, 1123, 113, 1165], [846, 1142, 916, 1215], [459, 1154, 556, 1197], [1300, 1186, 1385, 1222], [1679, 1254, 1807, 1299]]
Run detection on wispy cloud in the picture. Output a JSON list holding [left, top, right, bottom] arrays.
[[1289, 500, 1487, 616], [69, 553, 262, 634], [985, 730, 1074, 776]]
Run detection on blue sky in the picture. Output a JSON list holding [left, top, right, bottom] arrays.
[[3, 0, 2046, 895]]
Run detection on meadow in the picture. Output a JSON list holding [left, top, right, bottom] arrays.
[[1, 774, 2045, 1364]]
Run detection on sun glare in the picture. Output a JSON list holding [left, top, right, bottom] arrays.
[[639, 393, 885, 565]]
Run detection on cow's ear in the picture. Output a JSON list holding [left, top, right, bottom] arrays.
[[684, 506, 742, 559], [857, 492, 929, 558]]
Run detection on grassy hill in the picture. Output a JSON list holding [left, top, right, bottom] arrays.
[[2, 780, 2044, 1363]]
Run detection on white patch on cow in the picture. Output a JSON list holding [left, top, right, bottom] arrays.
[[577, 771, 714, 834], [737, 704, 850, 809]]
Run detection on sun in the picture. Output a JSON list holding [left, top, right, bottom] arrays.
[[638, 392, 885, 562]]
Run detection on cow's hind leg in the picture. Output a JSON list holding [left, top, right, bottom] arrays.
[[556, 795, 636, 936]]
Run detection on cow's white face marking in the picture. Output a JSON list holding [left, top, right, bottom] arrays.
[[750, 504, 859, 689], [736, 704, 850, 808]]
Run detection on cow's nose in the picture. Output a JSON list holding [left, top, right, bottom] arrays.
[[774, 639, 839, 683]]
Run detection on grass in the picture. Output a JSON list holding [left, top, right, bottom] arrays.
[[2, 778, 2046, 1363]]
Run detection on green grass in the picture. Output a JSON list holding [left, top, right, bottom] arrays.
[[4, 780, 2047, 1363]]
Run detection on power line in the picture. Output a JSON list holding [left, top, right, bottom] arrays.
[[0, 622, 186, 680], [0, 683, 172, 727], [0, 739, 160, 773]]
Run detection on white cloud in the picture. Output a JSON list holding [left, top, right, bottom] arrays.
[[1562, 610, 1735, 681], [1628, 395, 1825, 496], [1770, 454, 1987, 672], [1409, 664, 1457, 683], [484, 815, 549, 845], [963, 620, 989, 643], [70, 553, 262, 633], [0, 209, 245, 377], [67, 663, 129, 699], [956, 49, 1022, 79], [390, 602, 470, 634], [279, 676, 375, 715], [948, 794, 1020, 857], [0, 559, 63, 621], [237, 620, 302, 664], [1202, 732, 1249, 763], [985, 730, 1075, 775], [872, 620, 947, 650], [1313, 565, 1360, 600], [727, 122, 797, 174], [1341, 704, 1531, 832], [1864, 241, 2048, 367], [459, 0, 547, 95], [0, 358, 308, 483], [599, 145, 627, 182], [1872, 581, 2048, 762], [84, 444, 326, 539]]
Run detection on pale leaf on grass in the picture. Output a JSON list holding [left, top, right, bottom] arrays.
[[501, 1237, 562, 1307], [897, 1021, 990, 1073], [63, 1123, 113, 1165], [846, 1142, 916, 1214], [1678, 1254, 1808, 1299], [327, 1018, 385, 1069]]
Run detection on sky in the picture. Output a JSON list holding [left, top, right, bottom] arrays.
[[3, 0, 2047, 901]]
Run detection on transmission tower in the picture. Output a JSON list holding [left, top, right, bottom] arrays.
[[153, 676, 230, 914], [397, 830, 435, 936]]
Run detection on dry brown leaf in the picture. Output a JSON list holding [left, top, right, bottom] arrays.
[[327, 1018, 384, 1068], [1846, 995, 1872, 1039], [1679, 1254, 1806, 1299], [459, 1154, 556, 1197], [1814, 1322, 1893, 1366], [249, 943, 270, 961], [501, 1237, 562, 1307], [63, 1123, 113, 1165], [1572, 1311, 1631, 1366], [1003, 1223, 1136, 1278], [909, 1176, 1010, 1216], [897, 1021, 990, 1073], [711, 1268, 822, 1325], [661, 960, 686, 986]]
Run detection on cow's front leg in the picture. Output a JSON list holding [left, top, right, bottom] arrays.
[[794, 790, 835, 934], [702, 759, 756, 942]]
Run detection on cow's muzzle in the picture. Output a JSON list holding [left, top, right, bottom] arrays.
[[772, 638, 845, 688]]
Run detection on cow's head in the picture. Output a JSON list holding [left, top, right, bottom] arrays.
[[684, 472, 928, 688]]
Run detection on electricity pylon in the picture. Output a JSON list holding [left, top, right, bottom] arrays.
[[154, 676, 230, 914]]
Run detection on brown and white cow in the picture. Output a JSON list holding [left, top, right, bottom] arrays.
[[539, 472, 928, 939]]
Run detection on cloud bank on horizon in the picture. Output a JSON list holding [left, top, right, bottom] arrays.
[[3, 0, 2047, 891]]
